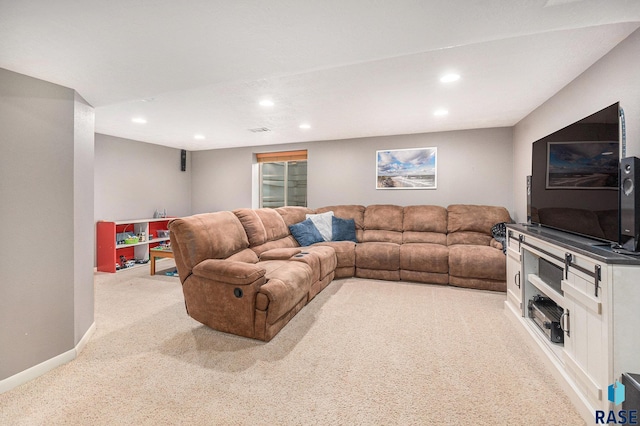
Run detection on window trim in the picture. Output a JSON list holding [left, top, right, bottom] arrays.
[[258, 151, 307, 208], [256, 150, 307, 163]]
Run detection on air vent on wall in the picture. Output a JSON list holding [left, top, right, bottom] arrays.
[[248, 127, 271, 133]]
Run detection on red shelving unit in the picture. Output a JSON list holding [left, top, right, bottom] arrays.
[[96, 218, 172, 272]]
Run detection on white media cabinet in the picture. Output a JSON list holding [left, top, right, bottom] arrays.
[[505, 224, 640, 423]]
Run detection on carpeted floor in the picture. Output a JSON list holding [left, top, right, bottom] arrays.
[[0, 263, 585, 425]]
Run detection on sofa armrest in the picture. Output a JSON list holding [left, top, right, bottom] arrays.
[[490, 238, 503, 251], [192, 259, 266, 285], [259, 247, 303, 260]]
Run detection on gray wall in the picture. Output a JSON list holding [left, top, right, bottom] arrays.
[[0, 68, 94, 380], [192, 127, 514, 215], [513, 28, 640, 223], [74, 93, 95, 342], [94, 134, 192, 223]]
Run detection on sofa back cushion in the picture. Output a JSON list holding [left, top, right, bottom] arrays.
[[169, 211, 251, 280], [362, 204, 403, 244], [402, 205, 447, 245], [447, 204, 511, 246], [234, 208, 299, 254], [275, 206, 314, 226], [234, 208, 290, 246], [315, 205, 365, 241]]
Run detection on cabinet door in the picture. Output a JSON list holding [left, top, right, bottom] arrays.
[[561, 264, 607, 410], [506, 248, 523, 314], [97, 221, 117, 272]]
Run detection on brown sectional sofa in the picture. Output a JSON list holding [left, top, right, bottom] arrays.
[[169, 204, 511, 341]]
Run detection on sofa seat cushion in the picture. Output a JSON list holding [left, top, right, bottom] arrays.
[[257, 260, 313, 324], [250, 236, 300, 256], [355, 242, 400, 270], [448, 245, 506, 281], [403, 231, 447, 245], [447, 231, 493, 246], [297, 245, 337, 279], [314, 241, 355, 269], [362, 229, 403, 244], [399, 243, 448, 273]]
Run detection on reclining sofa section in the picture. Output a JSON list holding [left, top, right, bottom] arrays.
[[169, 204, 510, 341]]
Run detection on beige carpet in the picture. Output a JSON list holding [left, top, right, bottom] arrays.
[[0, 263, 585, 425]]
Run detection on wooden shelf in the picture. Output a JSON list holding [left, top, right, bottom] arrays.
[[527, 273, 564, 307]]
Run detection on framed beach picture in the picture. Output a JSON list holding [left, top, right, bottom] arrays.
[[546, 141, 618, 189], [376, 147, 437, 189]]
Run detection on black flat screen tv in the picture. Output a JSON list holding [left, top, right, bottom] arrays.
[[530, 102, 620, 244]]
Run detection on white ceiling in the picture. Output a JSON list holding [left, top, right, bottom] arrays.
[[1, 0, 640, 151]]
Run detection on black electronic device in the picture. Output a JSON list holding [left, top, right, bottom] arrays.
[[538, 258, 563, 294], [528, 295, 564, 344], [530, 102, 620, 244], [622, 372, 640, 412], [527, 175, 531, 223], [526, 175, 532, 223], [619, 156, 640, 252], [181, 149, 187, 172]]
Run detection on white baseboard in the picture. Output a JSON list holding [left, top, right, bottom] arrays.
[[0, 321, 96, 394], [76, 321, 96, 354]]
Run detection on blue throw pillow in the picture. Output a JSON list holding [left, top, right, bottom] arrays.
[[289, 218, 324, 246], [331, 216, 357, 242]]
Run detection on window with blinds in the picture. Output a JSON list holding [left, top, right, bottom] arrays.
[[257, 150, 307, 208]]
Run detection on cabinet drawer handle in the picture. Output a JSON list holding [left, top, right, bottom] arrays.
[[560, 310, 570, 337], [515, 271, 521, 288]]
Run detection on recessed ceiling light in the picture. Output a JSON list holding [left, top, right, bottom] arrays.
[[131, 117, 147, 124], [194, 134, 205, 140], [299, 123, 311, 129], [433, 109, 448, 116], [259, 99, 274, 107], [440, 73, 460, 83]]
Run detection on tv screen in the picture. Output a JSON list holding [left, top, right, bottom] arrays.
[[530, 102, 620, 244]]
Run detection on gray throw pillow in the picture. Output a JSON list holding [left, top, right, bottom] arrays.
[[305, 211, 334, 241]]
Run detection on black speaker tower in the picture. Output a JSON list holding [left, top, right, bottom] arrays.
[[619, 156, 640, 251], [526, 175, 532, 223], [180, 149, 187, 172]]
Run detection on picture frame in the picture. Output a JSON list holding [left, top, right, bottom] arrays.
[[376, 147, 437, 189], [546, 141, 619, 189]]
